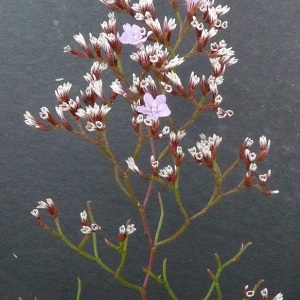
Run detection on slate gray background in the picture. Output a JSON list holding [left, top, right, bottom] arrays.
[[0, 0, 299, 299]]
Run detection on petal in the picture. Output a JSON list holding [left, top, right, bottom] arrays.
[[136, 105, 151, 115], [131, 24, 141, 36], [143, 93, 154, 109], [154, 94, 166, 106], [157, 103, 171, 117], [145, 114, 157, 120], [122, 23, 132, 32]]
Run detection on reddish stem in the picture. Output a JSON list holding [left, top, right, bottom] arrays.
[[143, 247, 157, 290], [143, 180, 154, 209]]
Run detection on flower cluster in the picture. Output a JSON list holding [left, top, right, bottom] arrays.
[[118, 224, 137, 242], [188, 133, 222, 168], [80, 210, 102, 234], [31, 198, 58, 221], [241, 136, 278, 195], [24, 0, 237, 135]]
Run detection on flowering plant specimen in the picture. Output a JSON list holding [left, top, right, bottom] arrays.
[[25, 0, 282, 299]]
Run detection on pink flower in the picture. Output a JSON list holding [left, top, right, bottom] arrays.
[[136, 93, 171, 120], [119, 24, 152, 48]]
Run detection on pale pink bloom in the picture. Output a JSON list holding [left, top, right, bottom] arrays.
[[119, 24, 152, 48], [136, 93, 171, 120]]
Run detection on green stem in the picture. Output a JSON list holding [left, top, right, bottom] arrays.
[[173, 18, 191, 53], [179, 102, 203, 132], [154, 193, 164, 244], [41, 222, 142, 291], [124, 173, 140, 206], [54, 217, 64, 236], [100, 130, 122, 171], [162, 259, 177, 300], [207, 269, 223, 300], [155, 219, 189, 247], [92, 232, 100, 260], [212, 161, 222, 195], [142, 267, 162, 283], [75, 119, 98, 145], [203, 242, 252, 300], [77, 234, 90, 250], [76, 277, 81, 300], [174, 167, 189, 221], [86, 202, 100, 259], [222, 158, 240, 179], [115, 237, 129, 275], [114, 167, 131, 198]]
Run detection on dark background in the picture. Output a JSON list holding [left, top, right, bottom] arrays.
[[0, 0, 299, 299]]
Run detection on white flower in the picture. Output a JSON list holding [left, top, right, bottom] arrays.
[[39, 107, 50, 119], [31, 209, 39, 218], [80, 210, 88, 223], [81, 226, 92, 234], [81, 223, 101, 234], [24, 111, 39, 128], [214, 95, 223, 105], [90, 79, 103, 94], [126, 157, 140, 173], [73, 33, 88, 48], [216, 107, 234, 118], [36, 198, 57, 218], [246, 290, 255, 297], [259, 169, 271, 184], [119, 224, 136, 236], [260, 135, 270, 150], [150, 155, 159, 168], [76, 103, 111, 122], [119, 225, 126, 235], [261, 288, 268, 297], [110, 79, 125, 95], [176, 146, 185, 157], [55, 82, 72, 103], [165, 71, 183, 89], [37, 198, 55, 209], [163, 55, 185, 69], [126, 224, 136, 235], [244, 149, 256, 162], [159, 165, 177, 183], [243, 137, 254, 148], [273, 292, 283, 300], [249, 163, 257, 172], [170, 130, 186, 144]]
